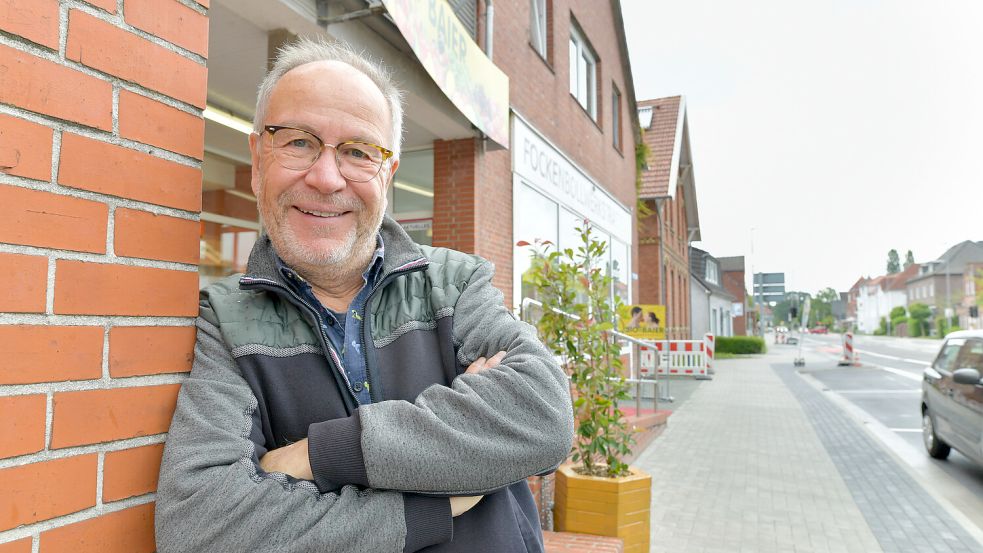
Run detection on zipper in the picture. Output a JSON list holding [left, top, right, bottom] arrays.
[[239, 275, 361, 407], [360, 259, 429, 403]]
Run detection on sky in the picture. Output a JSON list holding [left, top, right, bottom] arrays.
[[621, 0, 983, 295]]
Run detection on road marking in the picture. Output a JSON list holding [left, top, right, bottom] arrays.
[[876, 365, 923, 383], [856, 348, 930, 365], [888, 428, 922, 433], [837, 389, 920, 395]]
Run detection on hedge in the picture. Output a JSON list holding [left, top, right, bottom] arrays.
[[716, 336, 766, 354]]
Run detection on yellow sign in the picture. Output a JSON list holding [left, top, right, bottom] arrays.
[[619, 304, 666, 340], [382, 0, 510, 147]]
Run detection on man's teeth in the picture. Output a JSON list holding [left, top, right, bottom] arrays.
[[299, 208, 343, 218]]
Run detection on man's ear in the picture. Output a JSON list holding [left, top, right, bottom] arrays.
[[248, 132, 262, 197], [384, 158, 399, 189]]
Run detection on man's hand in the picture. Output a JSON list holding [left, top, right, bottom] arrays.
[[259, 438, 314, 480], [465, 350, 506, 374], [449, 495, 483, 517]]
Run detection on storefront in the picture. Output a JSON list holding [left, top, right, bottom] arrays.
[[511, 114, 633, 310]]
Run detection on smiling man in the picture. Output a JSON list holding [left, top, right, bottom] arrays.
[[155, 38, 574, 553]]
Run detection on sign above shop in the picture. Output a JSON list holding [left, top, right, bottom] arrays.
[[382, 0, 509, 148], [512, 116, 632, 243]]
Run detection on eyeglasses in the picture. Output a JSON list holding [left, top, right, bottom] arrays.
[[261, 125, 394, 182]]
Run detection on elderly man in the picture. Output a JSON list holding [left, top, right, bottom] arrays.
[[155, 38, 574, 552]]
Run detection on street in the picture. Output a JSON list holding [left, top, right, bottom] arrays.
[[780, 333, 983, 530]]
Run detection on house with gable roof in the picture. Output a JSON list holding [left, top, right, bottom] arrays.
[[636, 96, 701, 339]]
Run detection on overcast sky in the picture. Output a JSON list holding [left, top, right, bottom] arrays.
[[622, 0, 983, 295]]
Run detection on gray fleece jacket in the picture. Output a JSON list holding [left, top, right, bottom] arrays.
[[155, 217, 574, 552]]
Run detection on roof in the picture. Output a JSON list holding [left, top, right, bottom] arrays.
[[637, 95, 701, 241], [717, 256, 745, 272], [689, 247, 735, 300], [886, 263, 920, 291], [907, 240, 983, 283], [638, 96, 682, 199]]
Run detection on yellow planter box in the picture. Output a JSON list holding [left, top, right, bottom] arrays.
[[554, 464, 652, 553]]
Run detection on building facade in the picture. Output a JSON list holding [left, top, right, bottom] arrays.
[[636, 96, 701, 339], [718, 255, 747, 335], [0, 0, 641, 546], [690, 247, 736, 337]]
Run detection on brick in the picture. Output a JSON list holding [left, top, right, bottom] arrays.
[[0, 185, 107, 253], [114, 208, 199, 264], [0, 538, 31, 553], [53, 261, 198, 316], [124, 0, 208, 57], [0, 454, 97, 531], [118, 91, 204, 159], [66, 10, 207, 108], [51, 385, 180, 448], [0, 325, 103, 384], [109, 326, 195, 377], [0, 252, 47, 313], [0, 394, 46, 459], [0, 113, 53, 181], [0, 44, 112, 130], [0, 0, 59, 50], [58, 133, 202, 211], [80, 0, 115, 13], [102, 443, 164, 501], [40, 503, 155, 553]]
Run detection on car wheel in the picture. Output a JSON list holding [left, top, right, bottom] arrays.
[[922, 409, 951, 460]]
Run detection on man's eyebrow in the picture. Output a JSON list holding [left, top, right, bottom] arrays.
[[273, 122, 385, 146]]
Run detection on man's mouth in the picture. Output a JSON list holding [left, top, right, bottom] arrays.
[[296, 207, 347, 218]]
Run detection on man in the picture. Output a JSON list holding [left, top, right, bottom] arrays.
[[155, 38, 574, 552]]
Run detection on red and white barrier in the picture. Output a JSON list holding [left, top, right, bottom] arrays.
[[838, 332, 861, 366], [703, 333, 715, 375], [647, 340, 711, 378]]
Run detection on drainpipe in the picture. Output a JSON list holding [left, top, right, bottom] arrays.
[[484, 0, 494, 60]]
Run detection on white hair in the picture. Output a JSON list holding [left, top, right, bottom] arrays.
[[254, 37, 404, 159]]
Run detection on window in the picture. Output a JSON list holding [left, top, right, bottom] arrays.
[[705, 260, 719, 285], [934, 338, 964, 372], [530, 0, 548, 59], [568, 23, 597, 119], [612, 84, 622, 151]]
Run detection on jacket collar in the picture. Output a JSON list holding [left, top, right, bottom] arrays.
[[240, 215, 429, 289]]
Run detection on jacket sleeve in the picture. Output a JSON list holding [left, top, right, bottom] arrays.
[[154, 298, 452, 553], [308, 259, 575, 495]]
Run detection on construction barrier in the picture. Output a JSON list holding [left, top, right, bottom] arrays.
[[838, 332, 861, 366], [703, 333, 715, 375], [641, 340, 711, 378]]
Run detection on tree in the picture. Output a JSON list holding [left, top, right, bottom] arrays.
[[904, 250, 915, 269], [908, 303, 931, 337], [810, 287, 839, 326], [887, 249, 900, 274], [889, 306, 907, 329]]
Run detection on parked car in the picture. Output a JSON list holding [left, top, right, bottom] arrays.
[[921, 330, 983, 467], [809, 326, 828, 334]]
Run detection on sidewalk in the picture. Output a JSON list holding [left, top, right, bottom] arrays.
[[634, 348, 983, 553]]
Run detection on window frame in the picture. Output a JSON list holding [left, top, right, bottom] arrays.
[[530, 0, 548, 60], [611, 83, 622, 152], [568, 22, 597, 120]]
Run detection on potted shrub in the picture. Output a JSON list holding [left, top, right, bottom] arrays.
[[521, 222, 652, 553]]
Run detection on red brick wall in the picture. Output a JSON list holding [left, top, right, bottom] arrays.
[[0, 0, 206, 548], [637, 195, 691, 339], [722, 270, 747, 335], [433, 1, 637, 308]]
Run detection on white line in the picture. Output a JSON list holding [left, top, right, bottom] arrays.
[[888, 428, 922, 433], [877, 365, 923, 383], [837, 389, 920, 395], [856, 348, 930, 366]]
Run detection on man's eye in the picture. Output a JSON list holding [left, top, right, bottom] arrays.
[[287, 138, 311, 148], [344, 147, 372, 160]]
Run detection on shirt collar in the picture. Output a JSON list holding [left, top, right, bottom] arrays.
[[275, 234, 386, 290]]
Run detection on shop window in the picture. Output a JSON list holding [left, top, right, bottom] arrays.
[[568, 23, 597, 119], [514, 183, 559, 311], [199, 153, 260, 289], [390, 149, 435, 246]]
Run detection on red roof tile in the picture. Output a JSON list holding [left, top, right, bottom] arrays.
[[638, 96, 682, 198]]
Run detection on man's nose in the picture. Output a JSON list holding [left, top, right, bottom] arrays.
[[304, 149, 347, 194]]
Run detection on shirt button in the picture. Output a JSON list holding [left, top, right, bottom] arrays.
[[353, 382, 363, 392]]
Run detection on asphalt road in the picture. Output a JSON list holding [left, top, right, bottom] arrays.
[[784, 332, 983, 504]]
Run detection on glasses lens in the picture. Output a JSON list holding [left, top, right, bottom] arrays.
[[270, 128, 320, 170], [337, 143, 383, 182]]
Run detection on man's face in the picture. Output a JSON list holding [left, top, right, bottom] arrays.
[[249, 61, 398, 271]]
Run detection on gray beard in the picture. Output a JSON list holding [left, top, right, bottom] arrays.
[[257, 187, 386, 274]]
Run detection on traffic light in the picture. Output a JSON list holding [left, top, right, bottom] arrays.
[[790, 306, 798, 319], [971, 305, 980, 318]]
